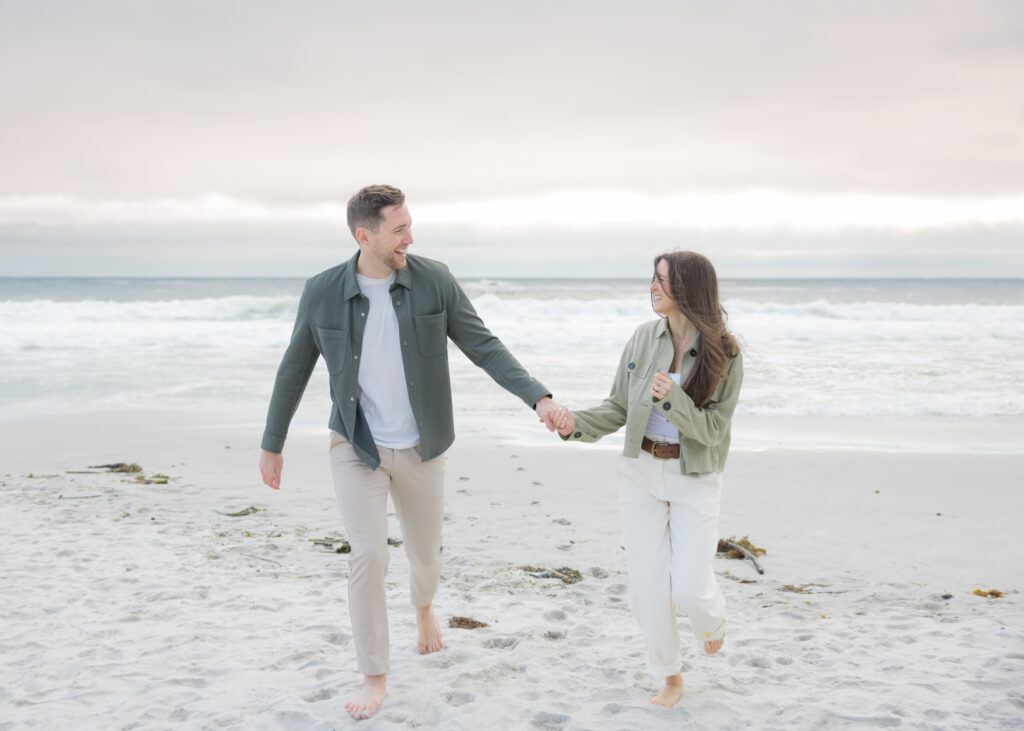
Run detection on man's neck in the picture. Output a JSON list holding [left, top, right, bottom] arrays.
[[356, 252, 394, 279]]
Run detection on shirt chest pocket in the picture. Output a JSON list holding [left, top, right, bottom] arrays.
[[317, 326, 349, 374], [626, 358, 654, 398], [414, 311, 447, 357]]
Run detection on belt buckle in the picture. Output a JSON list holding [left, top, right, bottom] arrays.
[[650, 440, 672, 460]]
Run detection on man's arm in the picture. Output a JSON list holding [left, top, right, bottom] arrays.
[[443, 271, 554, 410], [259, 282, 320, 488]]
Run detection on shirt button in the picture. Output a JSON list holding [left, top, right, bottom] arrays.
[[396, 301, 402, 306], [354, 354, 359, 360], [350, 397, 355, 402], [573, 431, 581, 438], [689, 349, 697, 356], [361, 312, 366, 317], [663, 402, 671, 410], [403, 341, 408, 346], [628, 362, 635, 370]]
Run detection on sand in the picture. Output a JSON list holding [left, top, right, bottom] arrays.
[[1, 410, 1022, 729]]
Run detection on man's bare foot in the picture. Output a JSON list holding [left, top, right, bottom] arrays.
[[416, 604, 443, 654], [650, 673, 683, 708], [705, 634, 725, 655], [345, 674, 386, 720]]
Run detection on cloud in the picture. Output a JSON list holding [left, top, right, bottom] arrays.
[[3, 191, 1023, 232], [0, 2, 1022, 200]]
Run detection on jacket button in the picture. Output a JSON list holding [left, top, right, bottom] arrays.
[[573, 431, 581, 438], [628, 362, 635, 370], [689, 349, 697, 356], [662, 402, 671, 410]]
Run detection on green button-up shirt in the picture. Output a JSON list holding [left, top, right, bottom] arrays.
[[565, 319, 743, 475], [261, 251, 551, 468]]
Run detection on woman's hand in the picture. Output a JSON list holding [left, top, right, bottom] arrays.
[[550, 406, 576, 436], [651, 372, 674, 400]]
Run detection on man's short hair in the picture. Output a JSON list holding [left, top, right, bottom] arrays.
[[347, 184, 405, 239]]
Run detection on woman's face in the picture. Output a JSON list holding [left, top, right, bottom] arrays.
[[650, 259, 676, 316]]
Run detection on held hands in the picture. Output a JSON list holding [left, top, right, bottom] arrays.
[[535, 396, 576, 436], [259, 450, 284, 490], [651, 371, 674, 400], [550, 406, 576, 436]]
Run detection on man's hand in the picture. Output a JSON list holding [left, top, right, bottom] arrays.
[[259, 450, 284, 490], [534, 396, 560, 432]]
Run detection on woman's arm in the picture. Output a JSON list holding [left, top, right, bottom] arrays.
[[655, 352, 743, 446], [561, 332, 636, 442]]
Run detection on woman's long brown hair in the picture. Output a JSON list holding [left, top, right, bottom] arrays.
[[654, 251, 740, 408]]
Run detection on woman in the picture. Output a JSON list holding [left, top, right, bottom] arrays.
[[552, 251, 742, 708]]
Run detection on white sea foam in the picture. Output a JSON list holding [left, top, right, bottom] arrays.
[[1, 280, 1022, 422]]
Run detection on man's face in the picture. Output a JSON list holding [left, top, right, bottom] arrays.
[[361, 204, 414, 272]]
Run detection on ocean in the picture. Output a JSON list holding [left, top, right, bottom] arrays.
[[2, 276, 1022, 449]]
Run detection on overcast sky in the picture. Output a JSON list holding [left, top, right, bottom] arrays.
[[1, 0, 1022, 277]]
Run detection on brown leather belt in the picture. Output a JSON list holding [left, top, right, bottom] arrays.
[[641, 436, 680, 460]]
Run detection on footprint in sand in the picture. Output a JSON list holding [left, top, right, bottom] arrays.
[[442, 690, 475, 707], [482, 636, 519, 650], [532, 711, 571, 729], [543, 609, 567, 621], [301, 688, 337, 703], [322, 631, 350, 646]]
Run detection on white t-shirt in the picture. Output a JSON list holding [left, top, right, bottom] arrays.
[[355, 272, 420, 449], [645, 371, 682, 441]]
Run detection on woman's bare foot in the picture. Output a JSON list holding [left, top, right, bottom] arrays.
[[705, 634, 725, 655], [650, 673, 684, 708], [416, 604, 444, 654], [345, 674, 386, 720]]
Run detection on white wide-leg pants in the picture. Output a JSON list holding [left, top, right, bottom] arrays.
[[618, 448, 727, 680], [328, 431, 446, 675]]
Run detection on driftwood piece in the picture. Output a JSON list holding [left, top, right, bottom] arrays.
[[231, 549, 282, 567], [717, 539, 765, 575]]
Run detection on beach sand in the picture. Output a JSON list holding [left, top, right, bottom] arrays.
[[1, 410, 1022, 729]]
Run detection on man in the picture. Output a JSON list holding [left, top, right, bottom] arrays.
[[258, 184, 562, 720]]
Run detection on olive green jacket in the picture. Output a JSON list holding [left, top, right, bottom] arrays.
[[565, 319, 743, 475], [261, 251, 550, 468]]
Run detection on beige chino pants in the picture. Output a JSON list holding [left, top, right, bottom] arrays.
[[328, 431, 446, 675]]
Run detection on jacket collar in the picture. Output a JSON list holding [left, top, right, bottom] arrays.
[[341, 250, 362, 301], [393, 261, 412, 290], [342, 250, 413, 299]]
